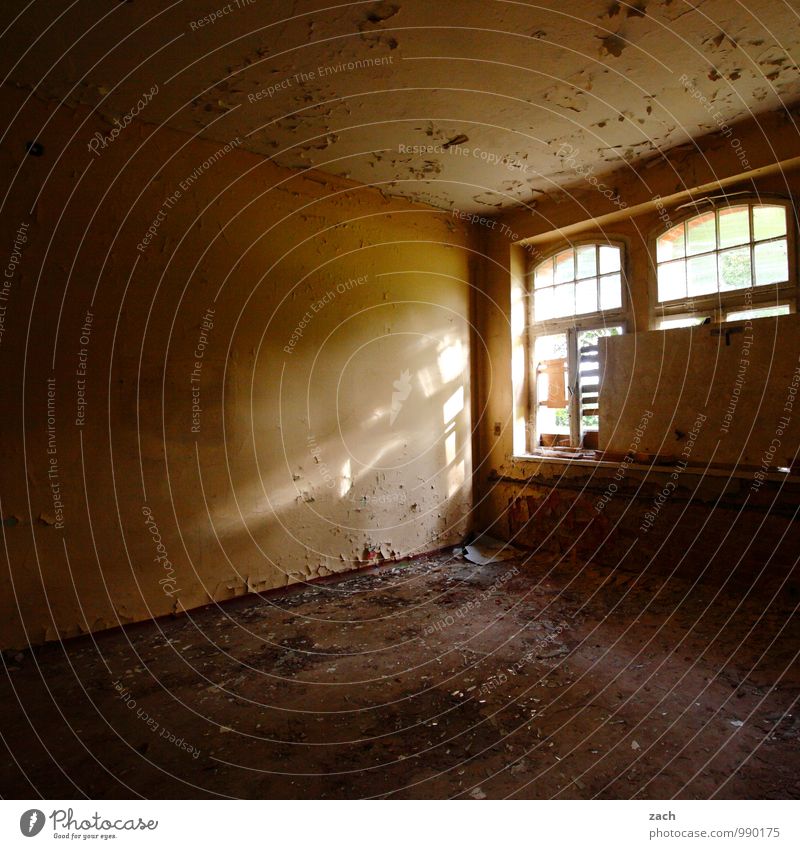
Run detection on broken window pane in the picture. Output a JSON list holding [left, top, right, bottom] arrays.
[[534, 333, 568, 438], [577, 327, 622, 433]]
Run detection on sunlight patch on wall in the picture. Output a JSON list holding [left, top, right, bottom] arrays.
[[445, 430, 457, 465], [339, 458, 352, 497], [438, 338, 466, 384], [448, 460, 466, 497], [443, 385, 465, 424]]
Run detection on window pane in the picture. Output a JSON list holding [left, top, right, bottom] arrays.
[[536, 407, 569, 437], [726, 304, 791, 321], [551, 283, 574, 317], [754, 238, 788, 285], [718, 206, 750, 248], [534, 334, 568, 437], [657, 223, 685, 262], [657, 259, 686, 301], [554, 250, 575, 283], [577, 326, 622, 347], [576, 245, 597, 279], [534, 332, 568, 360], [576, 278, 597, 314], [687, 253, 717, 296], [599, 273, 622, 310], [686, 212, 716, 255], [652, 204, 792, 313], [658, 316, 709, 329], [534, 258, 553, 289], [718, 246, 751, 290], [753, 205, 787, 241], [599, 245, 621, 273], [534, 287, 554, 321]]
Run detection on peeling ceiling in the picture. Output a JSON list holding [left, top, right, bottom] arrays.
[[3, 0, 799, 211]]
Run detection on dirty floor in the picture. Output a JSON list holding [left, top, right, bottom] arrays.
[[1, 550, 798, 799]]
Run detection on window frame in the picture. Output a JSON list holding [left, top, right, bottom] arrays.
[[525, 239, 629, 454], [648, 195, 798, 328]]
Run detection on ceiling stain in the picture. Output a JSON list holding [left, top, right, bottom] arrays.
[[1, 0, 797, 212]]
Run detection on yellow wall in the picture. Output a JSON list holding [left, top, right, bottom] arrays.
[[0, 86, 476, 648]]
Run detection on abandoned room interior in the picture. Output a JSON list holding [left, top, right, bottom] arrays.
[[1, 0, 799, 813]]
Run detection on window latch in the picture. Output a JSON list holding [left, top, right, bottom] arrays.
[[711, 326, 743, 346]]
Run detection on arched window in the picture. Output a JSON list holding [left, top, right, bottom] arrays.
[[533, 243, 623, 321], [527, 242, 626, 452], [655, 201, 794, 324]]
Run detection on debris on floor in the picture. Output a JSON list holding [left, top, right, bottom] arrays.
[[463, 535, 522, 566], [0, 550, 797, 800]]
